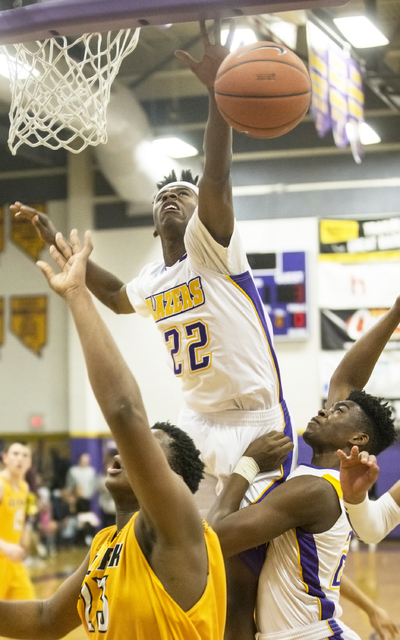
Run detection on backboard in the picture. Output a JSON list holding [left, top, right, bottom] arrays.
[[0, 0, 348, 44]]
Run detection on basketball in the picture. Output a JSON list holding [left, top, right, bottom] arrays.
[[215, 42, 312, 139]]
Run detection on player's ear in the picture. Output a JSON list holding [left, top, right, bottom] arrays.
[[350, 432, 369, 446], [153, 229, 159, 238]]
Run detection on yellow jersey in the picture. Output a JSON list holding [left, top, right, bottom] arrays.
[[0, 475, 28, 549], [78, 513, 226, 640]]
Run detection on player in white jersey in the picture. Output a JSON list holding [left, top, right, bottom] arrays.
[[11, 21, 296, 495], [209, 297, 400, 640]]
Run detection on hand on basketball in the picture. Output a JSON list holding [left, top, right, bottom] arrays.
[[337, 446, 380, 504], [175, 19, 235, 88], [244, 431, 294, 472], [367, 603, 399, 640], [37, 229, 93, 301], [10, 201, 60, 246]]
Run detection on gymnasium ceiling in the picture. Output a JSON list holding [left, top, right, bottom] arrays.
[[0, 0, 399, 216]]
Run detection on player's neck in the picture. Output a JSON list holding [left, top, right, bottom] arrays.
[[161, 237, 186, 267], [1, 468, 23, 488], [310, 451, 340, 470]]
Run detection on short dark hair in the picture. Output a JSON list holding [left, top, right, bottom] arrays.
[[156, 169, 199, 191], [347, 389, 397, 455], [3, 440, 30, 453], [152, 421, 204, 493]]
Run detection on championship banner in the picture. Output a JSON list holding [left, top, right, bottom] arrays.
[[0, 206, 4, 253], [0, 298, 3, 346], [10, 203, 46, 260], [10, 295, 47, 356], [307, 24, 364, 157], [319, 217, 400, 262], [321, 308, 400, 350]]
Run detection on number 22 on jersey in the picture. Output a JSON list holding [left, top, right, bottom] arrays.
[[164, 320, 211, 376]]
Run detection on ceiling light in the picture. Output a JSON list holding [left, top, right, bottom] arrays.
[[333, 16, 389, 48], [152, 137, 198, 158], [222, 28, 257, 51], [346, 121, 381, 145]]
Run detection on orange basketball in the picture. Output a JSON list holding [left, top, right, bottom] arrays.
[[215, 42, 311, 139]]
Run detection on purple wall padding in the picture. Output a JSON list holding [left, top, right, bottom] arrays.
[[69, 436, 104, 474]]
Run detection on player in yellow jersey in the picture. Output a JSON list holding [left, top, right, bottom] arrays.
[[0, 229, 281, 639], [0, 441, 35, 601]]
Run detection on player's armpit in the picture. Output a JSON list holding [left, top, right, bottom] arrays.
[[213, 475, 341, 558]]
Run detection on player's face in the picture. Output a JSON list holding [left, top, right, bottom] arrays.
[[153, 186, 198, 238], [3, 443, 32, 477], [304, 401, 367, 451]]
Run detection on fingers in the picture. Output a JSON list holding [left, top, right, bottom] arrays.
[[213, 19, 221, 46], [199, 19, 210, 45], [174, 49, 197, 68], [224, 19, 236, 50], [36, 260, 56, 283]]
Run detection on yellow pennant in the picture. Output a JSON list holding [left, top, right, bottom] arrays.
[[11, 295, 47, 356], [10, 203, 46, 260], [0, 298, 3, 346]]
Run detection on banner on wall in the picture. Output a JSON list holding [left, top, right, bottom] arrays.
[[0, 206, 3, 253], [318, 260, 400, 309], [319, 217, 400, 261], [307, 22, 364, 161], [10, 295, 47, 356], [321, 308, 400, 350], [0, 298, 3, 346], [10, 203, 46, 261]]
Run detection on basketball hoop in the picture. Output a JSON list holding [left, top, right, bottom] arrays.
[[0, 28, 140, 155]]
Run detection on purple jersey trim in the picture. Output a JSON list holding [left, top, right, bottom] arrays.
[[228, 270, 283, 403], [296, 528, 336, 621]]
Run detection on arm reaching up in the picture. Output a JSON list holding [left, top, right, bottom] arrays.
[[327, 299, 400, 407], [338, 446, 400, 543], [11, 202, 133, 314]]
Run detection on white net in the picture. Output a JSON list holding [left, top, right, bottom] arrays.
[[1, 28, 140, 155]]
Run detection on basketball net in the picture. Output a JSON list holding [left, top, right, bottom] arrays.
[[1, 29, 140, 155]]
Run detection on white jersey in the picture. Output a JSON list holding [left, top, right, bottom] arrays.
[[255, 465, 354, 640], [127, 210, 283, 414]]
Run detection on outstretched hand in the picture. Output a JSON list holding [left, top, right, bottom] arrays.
[[37, 229, 92, 300], [244, 430, 294, 473], [10, 201, 60, 246], [338, 446, 380, 504], [175, 19, 235, 88], [368, 604, 399, 640]]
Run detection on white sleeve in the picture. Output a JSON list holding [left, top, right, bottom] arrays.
[[344, 492, 400, 543], [125, 274, 152, 317], [184, 209, 250, 275]]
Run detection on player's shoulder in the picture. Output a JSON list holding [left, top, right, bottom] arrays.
[[284, 466, 340, 503]]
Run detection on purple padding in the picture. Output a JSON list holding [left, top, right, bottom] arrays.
[[69, 436, 104, 474], [298, 435, 400, 539], [0, 0, 347, 44]]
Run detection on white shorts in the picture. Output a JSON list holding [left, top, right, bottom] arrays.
[[256, 618, 361, 640], [178, 399, 297, 491]]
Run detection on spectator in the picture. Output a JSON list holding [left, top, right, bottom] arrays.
[[66, 453, 96, 512]]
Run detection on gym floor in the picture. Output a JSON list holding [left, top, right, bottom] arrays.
[[0, 542, 398, 640]]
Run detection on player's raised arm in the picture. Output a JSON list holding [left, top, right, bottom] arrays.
[[37, 231, 204, 548], [175, 20, 235, 246], [327, 297, 400, 408], [10, 202, 134, 315], [338, 447, 400, 544]]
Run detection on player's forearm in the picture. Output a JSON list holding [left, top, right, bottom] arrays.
[[389, 479, 400, 506], [202, 90, 232, 183], [330, 297, 400, 392], [340, 574, 375, 613], [344, 493, 400, 543], [85, 260, 133, 314], [0, 601, 56, 640], [208, 473, 249, 533]]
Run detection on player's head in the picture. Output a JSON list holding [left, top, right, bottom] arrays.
[[151, 421, 204, 494], [2, 441, 32, 477], [304, 390, 396, 458], [152, 170, 199, 240]]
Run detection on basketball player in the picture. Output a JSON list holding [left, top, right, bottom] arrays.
[[10, 20, 296, 501], [0, 441, 35, 601], [208, 298, 400, 640], [0, 228, 238, 640], [338, 445, 400, 544]]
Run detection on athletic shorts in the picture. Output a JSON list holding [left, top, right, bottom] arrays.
[[0, 557, 35, 600], [179, 398, 297, 491], [255, 618, 361, 640]]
